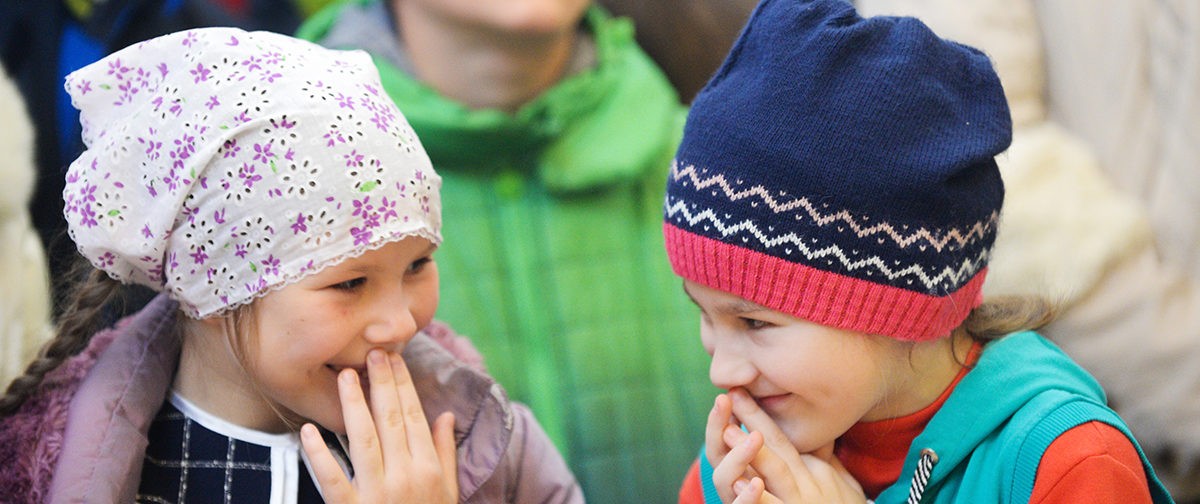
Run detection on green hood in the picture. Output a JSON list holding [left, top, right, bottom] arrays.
[[299, 0, 685, 192]]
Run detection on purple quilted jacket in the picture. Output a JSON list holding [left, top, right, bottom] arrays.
[[0, 295, 583, 503]]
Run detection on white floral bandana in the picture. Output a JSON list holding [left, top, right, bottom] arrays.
[[63, 28, 442, 319]]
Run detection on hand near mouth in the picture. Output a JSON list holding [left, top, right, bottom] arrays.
[[301, 349, 459, 503], [708, 388, 865, 503]]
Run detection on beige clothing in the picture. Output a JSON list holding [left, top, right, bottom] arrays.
[[858, 0, 1200, 498], [0, 67, 52, 386]]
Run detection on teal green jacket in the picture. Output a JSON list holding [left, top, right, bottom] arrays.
[[700, 332, 1173, 503], [299, 3, 715, 503]]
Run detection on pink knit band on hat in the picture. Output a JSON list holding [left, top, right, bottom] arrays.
[[664, 223, 986, 341]]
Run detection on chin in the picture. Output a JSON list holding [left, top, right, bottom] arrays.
[[777, 422, 827, 454]]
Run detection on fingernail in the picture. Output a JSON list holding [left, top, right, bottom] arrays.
[[341, 369, 357, 384], [733, 478, 749, 493], [723, 425, 740, 444], [301, 423, 318, 440], [369, 349, 385, 365]]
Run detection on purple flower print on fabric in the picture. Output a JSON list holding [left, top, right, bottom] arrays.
[[62, 28, 442, 318]]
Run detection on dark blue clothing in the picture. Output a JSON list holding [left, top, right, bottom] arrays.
[[139, 399, 328, 503], [0, 0, 300, 289]]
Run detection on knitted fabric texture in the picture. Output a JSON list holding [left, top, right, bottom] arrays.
[[62, 27, 441, 319], [663, 0, 1011, 341]]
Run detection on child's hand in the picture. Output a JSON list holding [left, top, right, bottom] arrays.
[[707, 392, 752, 501], [711, 389, 865, 503], [301, 349, 459, 503]]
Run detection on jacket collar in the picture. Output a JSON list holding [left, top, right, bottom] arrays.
[[48, 294, 513, 501], [300, 0, 685, 192], [875, 332, 1105, 502]]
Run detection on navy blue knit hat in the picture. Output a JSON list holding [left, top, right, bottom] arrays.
[[663, 0, 1010, 341]]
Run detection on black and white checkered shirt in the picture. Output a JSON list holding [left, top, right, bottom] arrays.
[[137, 394, 345, 503]]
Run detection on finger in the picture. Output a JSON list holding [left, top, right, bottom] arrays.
[[816, 452, 866, 496], [730, 477, 763, 504], [756, 483, 788, 504], [809, 441, 837, 463], [802, 441, 842, 491], [706, 394, 735, 467], [712, 430, 764, 503], [339, 367, 384, 478], [300, 423, 354, 502], [728, 389, 807, 475], [723, 422, 748, 448], [390, 352, 438, 460], [727, 390, 793, 454], [366, 348, 408, 462], [794, 453, 870, 502], [721, 424, 760, 480], [802, 441, 863, 495], [797, 454, 843, 496], [731, 430, 803, 500], [432, 412, 459, 496]]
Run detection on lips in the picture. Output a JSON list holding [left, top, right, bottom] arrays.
[[752, 393, 791, 411]]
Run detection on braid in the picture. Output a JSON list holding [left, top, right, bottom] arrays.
[[0, 267, 123, 416]]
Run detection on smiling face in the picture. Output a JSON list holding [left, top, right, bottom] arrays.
[[684, 280, 923, 453], [238, 236, 439, 434]]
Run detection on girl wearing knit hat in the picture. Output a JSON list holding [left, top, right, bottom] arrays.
[[666, 1, 1173, 503], [0, 28, 581, 503]]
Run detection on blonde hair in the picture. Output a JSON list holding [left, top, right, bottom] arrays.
[[2, 260, 296, 431], [208, 302, 304, 432], [962, 295, 1059, 342]]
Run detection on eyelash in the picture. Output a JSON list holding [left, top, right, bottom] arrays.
[[329, 257, 431, 291], [332, 278, 365, 291], [740, 317, 770, 330], [408, 257, 432, 273]]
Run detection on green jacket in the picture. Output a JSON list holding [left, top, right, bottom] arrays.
[[299, 3, 715, 503], [700, 332, 1173, 503]]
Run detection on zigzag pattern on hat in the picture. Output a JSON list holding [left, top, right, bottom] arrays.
[[670, 162, 998, 252], [665, 198, 989, 292]]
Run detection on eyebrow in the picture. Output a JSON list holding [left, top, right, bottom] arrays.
[[681, 282, 770, 315]]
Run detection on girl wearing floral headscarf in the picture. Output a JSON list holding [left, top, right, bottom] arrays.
[[0, 27, 581, 504]]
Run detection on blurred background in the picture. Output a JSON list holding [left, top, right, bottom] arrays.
[[2, 0, 1197, 502]]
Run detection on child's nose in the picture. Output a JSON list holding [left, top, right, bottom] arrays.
[[708, 346, 757, 390], [363, 306, 418, 346]]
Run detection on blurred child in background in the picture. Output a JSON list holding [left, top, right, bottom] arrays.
[[299, 1, 713, 501]]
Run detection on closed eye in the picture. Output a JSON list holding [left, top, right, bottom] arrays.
[[331, 277, 366, 291], [740, 317, 771, 330], [407, 256, 433, 274]]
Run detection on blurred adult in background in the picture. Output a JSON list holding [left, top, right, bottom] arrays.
[[593, 0, 756, 103], [856, 0, 1200, 500], [298, 1, 714, 502], [0, 0, 304, 306], [0, 68, 52, 392]]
